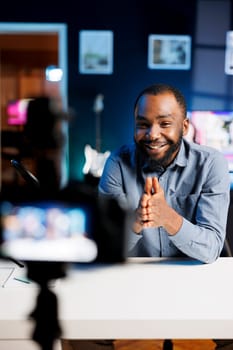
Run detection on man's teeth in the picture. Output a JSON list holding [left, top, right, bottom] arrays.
[[148, 144, 163, 149]]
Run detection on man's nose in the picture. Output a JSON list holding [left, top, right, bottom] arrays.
[[146, 124, 160, 139]]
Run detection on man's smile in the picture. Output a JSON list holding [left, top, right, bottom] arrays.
[[143, 142, 168, 154]]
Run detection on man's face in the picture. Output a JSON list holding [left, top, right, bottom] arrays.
[[134, 92, 189, 167]]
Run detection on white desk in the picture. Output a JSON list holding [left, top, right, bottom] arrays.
[[1, 257, 233, 347]]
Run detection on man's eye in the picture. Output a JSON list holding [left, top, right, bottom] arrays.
[[136, 123, 148, 129], [160, 122, 171, 127]]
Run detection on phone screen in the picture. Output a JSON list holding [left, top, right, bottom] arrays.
[[0, 200, 98, 263]]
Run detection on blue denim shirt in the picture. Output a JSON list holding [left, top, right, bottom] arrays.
[[98, 139, 230, 263]]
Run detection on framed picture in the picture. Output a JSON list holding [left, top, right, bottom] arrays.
[[148, 34, 191, 70], [225, 31, 233, 75], [79, 30, 113, 74]]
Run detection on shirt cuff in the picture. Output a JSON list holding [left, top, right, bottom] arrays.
[[169, 218, 194, 246]]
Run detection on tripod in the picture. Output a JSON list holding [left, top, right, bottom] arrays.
[[27, 261, 67, 350]]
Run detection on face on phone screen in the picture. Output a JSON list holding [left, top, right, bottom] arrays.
[[0, 200, 98, 263]]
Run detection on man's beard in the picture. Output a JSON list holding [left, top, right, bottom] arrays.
[[135, 132, 183, 170]]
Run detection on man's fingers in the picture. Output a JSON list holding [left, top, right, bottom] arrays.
[[152, 177, 160, 193], [140, 193, 150, 208], [144, 177, 161, 195], [144, 177, 152, 195]]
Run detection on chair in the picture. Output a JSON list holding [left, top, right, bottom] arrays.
[[221, 238, 232, 257]]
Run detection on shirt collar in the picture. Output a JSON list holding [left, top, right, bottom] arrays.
[[171, 139, 188, 168]]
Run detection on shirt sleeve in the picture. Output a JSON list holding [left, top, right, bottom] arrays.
[[98, 153, 129, 207]]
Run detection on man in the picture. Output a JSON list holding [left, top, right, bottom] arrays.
[[98, 83, 232, 350], [99, 83, 230, 264]]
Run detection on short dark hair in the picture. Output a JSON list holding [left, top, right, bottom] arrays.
[[134, 83, 187, 117]]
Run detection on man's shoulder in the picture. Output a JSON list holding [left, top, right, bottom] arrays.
[[185, 139, 224, 157], [183, 140, 228, 171], [112, 143, 135, 158], [107, 144, 136, 170]]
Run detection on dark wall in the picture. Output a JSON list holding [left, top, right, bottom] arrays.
[[0, 0, 232, 180]]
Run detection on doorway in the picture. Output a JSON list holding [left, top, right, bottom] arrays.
[[0, 22, 68, 188]]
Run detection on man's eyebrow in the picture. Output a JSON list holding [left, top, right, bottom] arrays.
[[136, 114, 175, 120], [157, 114, 175, 119], [135, 115, 147, 120]]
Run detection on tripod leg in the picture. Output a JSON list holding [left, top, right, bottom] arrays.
[[29, 285, 62, 350]]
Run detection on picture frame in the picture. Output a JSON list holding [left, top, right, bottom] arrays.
[[225, 31, 233, 75], [79, 30, 113, 74], [148, 34, 191, 70]]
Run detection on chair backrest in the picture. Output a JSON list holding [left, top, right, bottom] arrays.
[[221, 238, 232, 257]]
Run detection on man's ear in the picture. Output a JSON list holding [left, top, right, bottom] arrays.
[[182, 118, 189, 136]]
